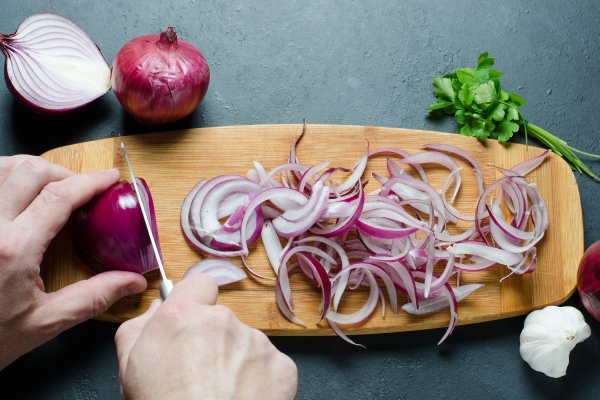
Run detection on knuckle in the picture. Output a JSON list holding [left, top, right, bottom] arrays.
[[21, 157, 50, 177], [115, 320, 134, 344], [81, 281, 111, 318], [39, 181, 71, 207], [209, 304, 237, 324], [0, 237, 18, 265], [280, 354, 298, 375], [0, 156, 11, 173]]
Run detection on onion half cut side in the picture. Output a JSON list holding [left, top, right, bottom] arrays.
[[1, 13, 111, 114]]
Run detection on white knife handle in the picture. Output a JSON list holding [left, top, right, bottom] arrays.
[[159, 279, 175, 300]]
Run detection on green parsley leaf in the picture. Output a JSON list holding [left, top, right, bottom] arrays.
[[507, 92, 527, 106], [473, 81, 498, 105], [456, 68, 479, 85], [492, 119, 519, 142], [506, 106, 520, 121], [476, 69, 490, 83], [455, 109, 467, 125], [458, 83, 477, 106], [488, 69, 504, 79], [425, 100, 454, 111], [487, 102, 506, 121], [431, 76, 455, 102], [477, 52, 495, 69]]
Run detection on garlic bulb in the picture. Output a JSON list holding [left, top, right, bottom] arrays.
[[519, 306, 591, 378]]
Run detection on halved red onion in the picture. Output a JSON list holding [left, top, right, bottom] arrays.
[[75, 178, 162, 274], [1, 13, 111, 114]]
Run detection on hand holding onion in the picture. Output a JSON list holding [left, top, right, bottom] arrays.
[[115, 272, 298, 400], [0, 156, 146, 371]]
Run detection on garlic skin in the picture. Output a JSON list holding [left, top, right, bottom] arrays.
[[520, 306, 591, 378]]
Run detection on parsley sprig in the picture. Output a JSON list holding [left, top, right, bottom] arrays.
[[427, 52, 600, 181]]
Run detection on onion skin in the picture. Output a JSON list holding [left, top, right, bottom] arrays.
[[111, 27, 210, 125], [74, 179, 162, 274], [577, 240, 600, 322]]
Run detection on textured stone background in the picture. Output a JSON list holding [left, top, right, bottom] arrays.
[[1, 1, 600, 398]]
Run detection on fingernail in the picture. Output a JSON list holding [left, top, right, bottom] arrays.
[[150, 298, 162, 308], [103, 168, 120, 177], [123, 281, 146, 296]]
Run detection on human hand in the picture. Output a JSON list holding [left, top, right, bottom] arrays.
[[0, 155, 147, 370], [115, 273, 298, 400]]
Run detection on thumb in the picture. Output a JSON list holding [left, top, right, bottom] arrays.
[[34, 271, 147, 339], [115, 298, 162, 375]]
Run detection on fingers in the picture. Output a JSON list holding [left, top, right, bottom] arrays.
[[164, 272, 219, 308], [115, 299, 162, 375], [33, 270, 147, 339], [0, 156, 74, 220], [14, 168, 121, 249], [0, 155, 36, 185]]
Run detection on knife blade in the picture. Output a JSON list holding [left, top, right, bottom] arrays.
[[119, 135, 174, 300]]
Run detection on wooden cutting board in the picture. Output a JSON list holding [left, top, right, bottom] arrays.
[[40, 124, 583, 336]]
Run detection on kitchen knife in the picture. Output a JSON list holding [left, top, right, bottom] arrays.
[[119, 135, 174, 300]]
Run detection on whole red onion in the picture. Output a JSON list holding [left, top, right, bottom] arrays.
[[111, 27, 210, 125], [577, 240, 600, 322]]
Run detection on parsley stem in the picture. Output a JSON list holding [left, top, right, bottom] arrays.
[[525, 122, 600, 181]]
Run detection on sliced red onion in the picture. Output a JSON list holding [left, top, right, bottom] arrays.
[[180, 133, 550, 346], [298, 160, 331, 192], [412, 271, 458, 345], [369, 147, 429, 182], [402, 283, 483, 314], [335, 141, 369, 193], [510, 150, 550, 176], [181, 180, 247, 257], [310, 181, 365, 238], [276, 284, 307, 327], [183, 259, 247, 286], [453, 242, 523, 267], [261, 219, 284, 275], [424, 143, 484, 196], [331, 262, 398, 316], [1, 13, 111, 114], [275, 181, 329, 224], [297, 253, 332, 322], [326, 270, 379, 325], [396, 151, 462, 201], [327, 319, 365, 348], [278, 245, 338, 310]]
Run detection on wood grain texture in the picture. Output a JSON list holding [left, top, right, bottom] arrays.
[[39, 124, 583, 335]]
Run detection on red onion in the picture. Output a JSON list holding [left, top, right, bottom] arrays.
[[577, 240, 600, 322], [111, 27, 210, 125], [74, 178, 162, 274], [180, 133, 550, 346], [183, 259, 247, 286], [0, 13, 111, 114]]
